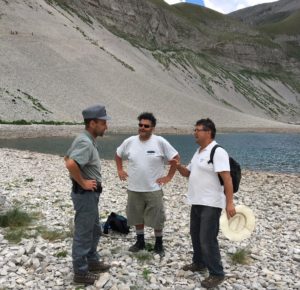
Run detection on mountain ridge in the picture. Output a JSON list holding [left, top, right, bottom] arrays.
[[0, 0, 299, 129], [229, 0, 300, 26]]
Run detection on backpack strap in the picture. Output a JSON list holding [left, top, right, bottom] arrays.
[[208, 144, 222, 164], [207, 144, 225, 186]]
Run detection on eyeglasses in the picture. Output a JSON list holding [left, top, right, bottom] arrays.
[[194, 128, 208, 133], [139, 123, 151, 128]]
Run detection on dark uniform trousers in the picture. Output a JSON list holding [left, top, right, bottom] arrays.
[[71, 190, 101, 274]]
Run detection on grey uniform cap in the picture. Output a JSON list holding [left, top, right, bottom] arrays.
[[82, 105, 111, 120]]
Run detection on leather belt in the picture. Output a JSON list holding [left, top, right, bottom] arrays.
[[72, 179, 102, 194]]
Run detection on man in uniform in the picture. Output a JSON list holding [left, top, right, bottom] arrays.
[[65, 105, 111, 285]]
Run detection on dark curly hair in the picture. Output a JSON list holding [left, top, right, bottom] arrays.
[[138, 112, 157, 127]]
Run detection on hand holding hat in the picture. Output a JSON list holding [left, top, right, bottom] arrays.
[[220, 205, 255, 242]]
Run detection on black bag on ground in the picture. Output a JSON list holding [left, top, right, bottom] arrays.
[[208, 145, 241, 193], [103, 212, 130, 234]]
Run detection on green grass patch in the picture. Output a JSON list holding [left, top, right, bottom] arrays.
[[228, 248, 251, 265], [0, 119, 31, 125], [285, 41, 300, 61], [133, 250, 153, 262], [45, 0, 93, 25], [55, 250, 68, 258], [0, 209, 35, 243], [0, 209, 42, 243], [142, 268, 151, 281], [39, 228, 71, 241], [144, 242, 154, 252], [259, 11, 300, 36], [240, 69, 300, 94], [0, 119, 83, 125], [0, 208, 33, 228], [4, 228, 25, 243], [17, 90, 52, 113], [3, 88, 52, 114], [151, 48, 297, 117], [152, 51, 171, 70], [102, 24, 158, 51], [169, 1, 234, 30]]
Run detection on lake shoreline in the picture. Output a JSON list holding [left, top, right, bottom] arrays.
[[1, 128, 299, 173], [0, 124, 300, 139]]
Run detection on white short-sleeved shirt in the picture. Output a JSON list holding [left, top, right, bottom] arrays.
[[116, 135, 178, 192], [186, 140, 230, 209]]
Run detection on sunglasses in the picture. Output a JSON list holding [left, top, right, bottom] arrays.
[[194, 128, 208, 132], [138, 123, 151, 128]]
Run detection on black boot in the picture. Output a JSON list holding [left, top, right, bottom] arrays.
[[154, 236, 164, 255], [128, 234, 145, 252], [73, 272, 99, 285]]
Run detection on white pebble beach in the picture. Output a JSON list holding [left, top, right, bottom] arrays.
[[0, 148, 299, 290]]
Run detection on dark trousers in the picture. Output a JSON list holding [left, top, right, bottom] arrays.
[[190, 205, 224, 276], [71, 191, 101, 274]]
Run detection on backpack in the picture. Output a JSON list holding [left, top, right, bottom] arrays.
[[103, 212, 130, 234], [208, 145, 241, 193]]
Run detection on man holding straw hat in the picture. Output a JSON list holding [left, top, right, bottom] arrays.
[[170, 118, 236, 289]]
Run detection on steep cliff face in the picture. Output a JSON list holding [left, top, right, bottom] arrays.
[[0, 0, 299, 127], [229, 0, 300, 76], [51, 0, 296, 71], [54, 0, 300, 94], [53, 0, 211, 50]]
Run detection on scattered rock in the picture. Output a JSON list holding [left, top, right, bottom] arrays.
[[0, 149, 299, 289]]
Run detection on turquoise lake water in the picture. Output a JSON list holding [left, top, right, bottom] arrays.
[[0, 133, 299, 173]]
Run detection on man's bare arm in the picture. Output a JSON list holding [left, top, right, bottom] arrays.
[[219, 171, 236, 218], [169, 157, 190, 177], [115, 154, 128, 181], [157, 154, 180, 185]]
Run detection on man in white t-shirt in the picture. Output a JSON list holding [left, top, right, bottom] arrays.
[[115, 112, 179, 255], [171, 118, 236, 289]]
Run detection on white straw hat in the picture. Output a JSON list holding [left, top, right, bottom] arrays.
[[220, 205, 255, 241]]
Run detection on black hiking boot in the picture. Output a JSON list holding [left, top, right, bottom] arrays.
[[201, 275, 225, 289], [182, 263, 207, 274], [128, 234, 145, 252], [88, 260, 111, 273], [73, 271, 98, 285], [154, 236, 164, 255]]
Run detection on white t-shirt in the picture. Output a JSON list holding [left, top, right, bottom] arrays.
[[116, 135, 178, 192], [186, 140, 230, 209]]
